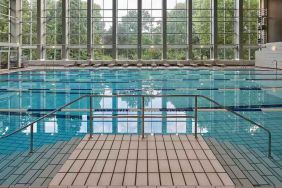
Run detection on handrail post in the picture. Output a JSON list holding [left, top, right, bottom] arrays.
[[141, 96, 145, 138], [268, 133, 272, 158], [30, 123, 34, 153], [194, 96, 198, 139], [89, 96, 93, 138]]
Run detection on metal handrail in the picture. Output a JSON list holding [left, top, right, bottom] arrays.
[[199, 95, 272, 158], [0, 94, 272, 158], [273, 60, 278, 70]]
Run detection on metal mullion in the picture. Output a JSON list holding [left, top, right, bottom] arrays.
[[163, 0, 167, 60], [137, 0, 142, 60], [8, 0, 10, 69]]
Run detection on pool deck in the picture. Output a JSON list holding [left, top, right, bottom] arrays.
[[0, 65, 267, 75], [49, 134, 234, 187]]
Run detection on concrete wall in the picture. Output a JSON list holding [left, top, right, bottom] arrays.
[[267, 0, 282, 42], [256, 42, 282, 68]]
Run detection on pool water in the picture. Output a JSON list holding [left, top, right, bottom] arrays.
[[0, 68, 282, 162]]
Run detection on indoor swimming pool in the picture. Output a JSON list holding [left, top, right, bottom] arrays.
[[0, 68, 282, 162]]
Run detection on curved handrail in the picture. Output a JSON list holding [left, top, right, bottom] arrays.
[[0, 94, 272, 158], [198, 95, 272, 158]]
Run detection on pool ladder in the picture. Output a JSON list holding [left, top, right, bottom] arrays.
[[0, 94, 273, 158]]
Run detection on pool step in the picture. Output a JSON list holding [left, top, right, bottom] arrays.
[[0, 137, 81, 186], [205, 137, 282, 187]]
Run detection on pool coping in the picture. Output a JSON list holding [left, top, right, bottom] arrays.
[[0, 66, 274, 76]]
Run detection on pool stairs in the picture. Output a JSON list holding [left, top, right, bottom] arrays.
[[206, 137, 282, 187], [0, 137, 81, 186], [0, 136, 281, 187]]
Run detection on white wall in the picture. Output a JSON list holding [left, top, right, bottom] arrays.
[[256, 42, 282, 68]]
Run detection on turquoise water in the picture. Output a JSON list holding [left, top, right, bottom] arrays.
[[0, 68, 282, 161]]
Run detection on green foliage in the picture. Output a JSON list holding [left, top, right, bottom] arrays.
[[0, 0, 10, 43], [1, 0, 260, 61]]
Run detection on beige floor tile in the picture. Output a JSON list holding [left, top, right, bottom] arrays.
[[204, 150, 217, 160], [167, 150, 178, 160], [85, 173, 101, 186], [156, 142, 165, 150], [128, 150, 138, 159], [190, 160, 204, 172], [172, 173, 186, 186], [164, 141, 174, 150], [157, 150, 167, 160], [200, 160, 215, 172], [136, 173, 147, 186], [59, 160, 75, 173], [111, 141, 122, 149], [160, 173, 173, 186], [97, 150, 110, 160], [84, 141, 96, 150], [76, 141, 87, 150], [195, 173, 211, 186], [185, 150, 197, 160], [210, 160, 225, 173], [139, 140, 147, 150], [199, 140, 210, 150], [60, 173, 77, 186], [118, 150, 128, 159], [206, 173, 223, 186], [106, 134, 115, 141], [190, 141, 201, 150], [148, 173, 160, 186], [158, 160, 170, 173], [91, 160, 106, 172], [49, 173, 66, 186], [93, 141, 105, 149], [98, 173, 113, 185], [123, 173, 136, 185], [173, 141, 183, 150], [111, 173, 124, 185], [77, 150, 91, 160], [137, 160, 147, 172], [69, 160, 85, 173], [138, 150, 147, 159], [148, 141, 156, 150], [73, 173, 89, 186], [179, 160, 193, 173], [114, 134, 123, 141], [114, 160, 126, 172], [98, 135, 108, 141], [80, 160, 95, 172], [148, 160, 159, 173], [69, 150, 81, 160], [102, 141, 113, 149], [103, 160, 116, 172], [183, 173, 198, 186], [52, 134, 233, 187], [181, 141, 193, 150], [169, 160, 182, 173], [108, 150, 119, 160], [148, 150, 157, 160], [129, 141, 138, 149], [126, 160, 137, 172], [176, 150, 187, 160], [218, 173, 234, 186], [195, 150, 207, 160], [88, 150, 100, 160], [120, 141, 130, 149]]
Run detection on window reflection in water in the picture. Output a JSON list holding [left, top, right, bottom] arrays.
[[22, 123, 37, 134], [44, 118, 58, 135]]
